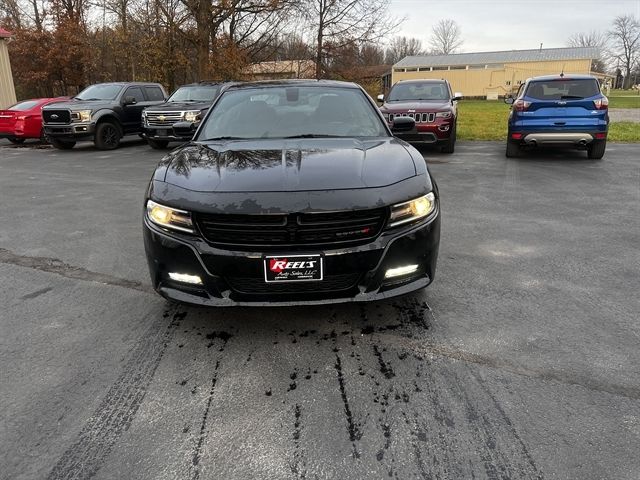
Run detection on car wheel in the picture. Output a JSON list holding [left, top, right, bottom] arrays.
[[50, 138, 76, 150], [39, 129, 48, 144], [95, 122, 121, 150], [587, 140, 606, 160], [147, 139, 169, 150], [505, 139, 520, 158], [8, 137, 25, 145], [440, 124, 456, 154]]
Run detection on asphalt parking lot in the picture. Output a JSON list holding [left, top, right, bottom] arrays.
[[1, 138, 639, 480]]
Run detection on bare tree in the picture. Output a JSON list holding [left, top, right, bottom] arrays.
[[384, 36, 423, 65], [302, 0, 399, 79], [428, 18, 462, 55], [567, 30, 609, 73], [608, 15, 640, 89]]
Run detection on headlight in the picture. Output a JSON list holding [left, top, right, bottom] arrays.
[[435, 111, 452, 118], [146, 200, 194, 233], [184, 110, 201, 122], [388, 193, 436, 228], [72, 109, 92, 122]]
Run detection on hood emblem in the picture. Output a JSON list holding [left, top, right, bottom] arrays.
[[51, 114, 59, 119], [158, 115, 166, 121]]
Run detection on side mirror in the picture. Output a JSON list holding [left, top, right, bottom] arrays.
[[123, 96, 137, 105], [504, 96, 514, 105], [377, 94, 384, 103], [391, 116, 416, 133], [452, 92, 463, 101]]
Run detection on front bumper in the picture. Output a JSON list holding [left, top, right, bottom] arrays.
[[391, 124, 453, 145], [143, 211, 440, 306], [43, 122, 95, 139], [142, 124, 196, 143]]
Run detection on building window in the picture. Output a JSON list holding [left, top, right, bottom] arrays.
[[450, 65, 466, 70], [506, 80, 511, 86], [393, 68, 405, 73], [405, 68, 418, 72], [432, 66, 448, 71], [418, 67, 432, 72]]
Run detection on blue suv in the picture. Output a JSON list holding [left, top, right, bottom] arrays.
[[504, 74, 609, 159]]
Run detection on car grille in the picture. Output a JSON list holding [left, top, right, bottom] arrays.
[[145, 111, 183, 127], [387, 112, 436, 124], [43, 109, 71, 124], [226, 272, 360, 295], [195, 208, 388, 250]]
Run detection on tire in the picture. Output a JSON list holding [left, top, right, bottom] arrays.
[[8, 137, 25, 145], [94, 122, 121, 150], [50, 137, 76, 150], [440, 124, 456, 154], [147, 138, 169, 150], [587, 140, 606, 160], [505, 139, 520, 158]]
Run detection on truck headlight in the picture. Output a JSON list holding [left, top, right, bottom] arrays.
[[388, 193, 436, 228], [72, 109, 92, 122], [146, 200, 194, 233], [184, 111, 201, 122]]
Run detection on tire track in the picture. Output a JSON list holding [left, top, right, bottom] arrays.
[[47, 307, 185, 480]]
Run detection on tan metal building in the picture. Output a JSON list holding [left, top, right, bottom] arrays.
[[392, 47, 606, 98], [0, 28, 17, 108]]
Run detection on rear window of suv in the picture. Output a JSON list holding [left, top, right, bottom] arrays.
[[525, 79, 600, 100]]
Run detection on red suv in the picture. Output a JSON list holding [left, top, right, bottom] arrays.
[[378, 79, 462, 153]]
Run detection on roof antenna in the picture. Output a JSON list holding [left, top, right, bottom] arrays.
[[560, 64, 565, 77], [539, 43, 543, 52]]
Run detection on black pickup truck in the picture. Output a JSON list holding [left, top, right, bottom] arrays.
[[42, 82, 167, 150], [141, 82, 230, 149]]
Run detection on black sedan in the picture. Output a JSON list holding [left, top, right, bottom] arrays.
[[143, 80, 440, 306]]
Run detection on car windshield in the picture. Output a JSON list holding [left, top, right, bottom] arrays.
[[168, 86, 221, 103], [75, 84, 123, 101], [525, 79, 601, 100], [9, 100, 40, 111], [388, 83, 450, 101], [198, 86, 388, 140]]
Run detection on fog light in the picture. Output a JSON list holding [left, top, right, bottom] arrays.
[[168, 272, 203, 285], [384, 264, 419, 279]]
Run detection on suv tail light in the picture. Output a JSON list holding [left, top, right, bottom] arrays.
[[593, 98, 608, 110], [513, 100, 531, 112]]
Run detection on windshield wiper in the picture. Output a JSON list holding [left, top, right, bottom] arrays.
[[283, 134, 343, 139]]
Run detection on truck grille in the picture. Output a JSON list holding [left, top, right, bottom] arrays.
[[195, 208, 388, 250], [387, 112, 436, 124], [145, 111, 183, 127], [43, 109, 71, 124], [226, 272, 360, 295]]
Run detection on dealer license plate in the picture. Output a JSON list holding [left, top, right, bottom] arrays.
[[264, 255, 323, 283]]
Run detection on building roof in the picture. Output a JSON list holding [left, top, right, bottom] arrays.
[[0, 27, 13, 39], [395, 47, 600, 68]]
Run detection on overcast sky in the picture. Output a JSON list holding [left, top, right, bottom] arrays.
[[389, 0, 640, 53]]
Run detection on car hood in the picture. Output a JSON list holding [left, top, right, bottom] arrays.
[[145, 101, 211, 111], [381, 100, 451, 112], [160, 138, 417, 192], [42, 100, 110, 110]]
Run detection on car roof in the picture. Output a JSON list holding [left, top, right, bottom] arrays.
[[225, 79, 360, 90], [395, 79, 449, 85], [179, 81, 228, 87], [527, 74, 598, 82], [86, 82, 163, 87]]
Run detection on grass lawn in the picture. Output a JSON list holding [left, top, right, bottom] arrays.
[[457, 100, 640, 142], [606, 89, 640, 109]]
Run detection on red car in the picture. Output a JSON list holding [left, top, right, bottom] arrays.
[[378, 79, 462, 153], [0, 97, 69, 144]]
